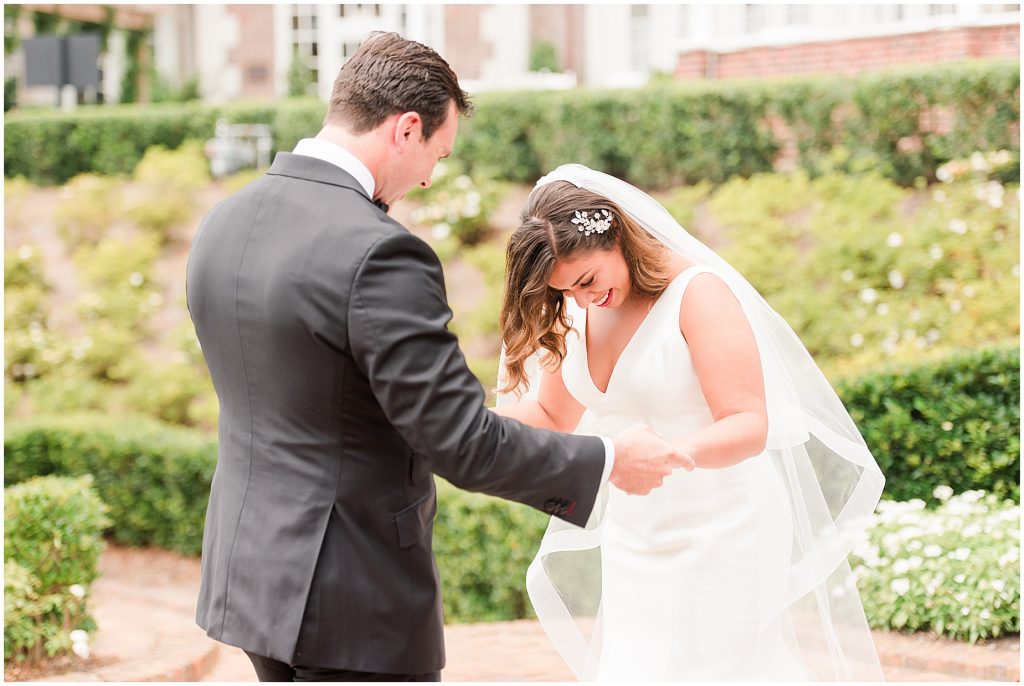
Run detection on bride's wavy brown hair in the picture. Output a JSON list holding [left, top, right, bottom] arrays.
[[499, 181, 673, 397]]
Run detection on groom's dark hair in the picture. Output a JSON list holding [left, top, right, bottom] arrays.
[[325, 31, 473, 140]]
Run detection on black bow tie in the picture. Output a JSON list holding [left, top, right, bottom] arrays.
[[373, 198, 389, 214]]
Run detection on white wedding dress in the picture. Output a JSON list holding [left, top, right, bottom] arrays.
[[558, 265, 808, 681], [505, 164, 884, 683]]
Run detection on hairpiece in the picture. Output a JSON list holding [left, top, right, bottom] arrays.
[[571, 209, 612, 236]]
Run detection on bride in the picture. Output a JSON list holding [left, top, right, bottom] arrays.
[[492, 164, 885, 681]]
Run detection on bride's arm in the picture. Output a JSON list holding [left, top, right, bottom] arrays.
[[491, 363, 586, 433], [673, 273, 769, 469]]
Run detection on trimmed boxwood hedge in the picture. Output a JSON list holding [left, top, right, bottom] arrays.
[[5, 61, 1018, 188], [838, 345, 1020, 504]]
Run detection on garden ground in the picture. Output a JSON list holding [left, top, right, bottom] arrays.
[[7, 545, 1018, 683]]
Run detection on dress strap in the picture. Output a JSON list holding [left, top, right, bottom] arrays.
[[651, 265, 719, 327]]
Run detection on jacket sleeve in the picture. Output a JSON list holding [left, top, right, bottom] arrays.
[[347, 229, 604, 526]]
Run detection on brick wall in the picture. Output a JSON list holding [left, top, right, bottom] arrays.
[[676, 23, 1020, 81], [444, 5, 486, 81], [227, 5, 275, 99]]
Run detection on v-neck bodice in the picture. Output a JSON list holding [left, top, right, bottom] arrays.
[[561, 266, 716, 437]]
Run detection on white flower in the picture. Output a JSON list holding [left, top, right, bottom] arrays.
[[954, 573, 967, 583], [933, 189, 947, 202], [936, 166, 953, 183], [129, 272, 145, 287], [69, 584, 86, 599], [902, 328, 917, 341], [71, 641, 90, 659], [949, 299, 962, 313], [18, 245, 34, 260], [70, 629, 88, 643], [431, 223, 451, 240], [859, 288, 878, 303], [929, 244, 943, 260], [924, 544, 943, 557], [993, 580, 1006, 592], [949, 547, 970, 561], [890, 578, 911, 595], [962, 524, 981, 538], [888, 270, 905, 289], [850, 333, 864, 348], [893, 559, 911, 574], [875, 303, 890, 316], [453, 175, 472, 191], [933, 485, 954, 501], [980, 609, 992, 621], [962, 285, 976, 297], [926, 328, 941, 343], [907, 556, 923, 569], [887, 232, 904, 247], [961, 607, 971, 616], [948, 219, 968, 235], [841, 270, 855, 282]]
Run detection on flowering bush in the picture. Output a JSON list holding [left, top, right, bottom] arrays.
[[707, 160, 1018, 379], [409, 162, 502, 246], [53, 173, 124, 248], [4, 475, 108, 663], [126, 142, 210, 241], [851, 489, 1020, 642]]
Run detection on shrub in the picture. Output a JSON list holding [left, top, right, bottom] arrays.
[[4, 244, 47, 290], [123, 360, 214, 427], [126, 142, 210, 240], [434, 479, 548, 622], [851, 490, 1019, 642], [52, 173, 124, 248], [4, 416, 217, 555], [701, 168, 1018, 378], [4, 98, 325, 185], [409, 162, 503, 246], [838, 346, 1020, 504], [4, 475, 108, 662]]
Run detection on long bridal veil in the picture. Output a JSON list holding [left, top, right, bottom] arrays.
[[496, 164, 885, 681]]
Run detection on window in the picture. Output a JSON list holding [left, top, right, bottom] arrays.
[[341, 42, 361, 61], [871, 4, 904, 22], [928, 4, 956, 15], [982, 4, 1020, 12]]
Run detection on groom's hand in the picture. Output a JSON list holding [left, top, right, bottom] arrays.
[[610, 424, 695, 495]]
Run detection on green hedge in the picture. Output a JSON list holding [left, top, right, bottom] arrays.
[[838, 345, 1020, 504], [456, 60, 1019, 189], [4, 415, 217, 555], [6, 62, 1017, 188], [4, 98, 325, 185], [5, 475, 109, 662]]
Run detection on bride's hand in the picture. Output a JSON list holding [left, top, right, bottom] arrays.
[[610, 424, 695, 495]]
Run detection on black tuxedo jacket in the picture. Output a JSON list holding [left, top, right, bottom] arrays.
[[185, 153, 605, 673]]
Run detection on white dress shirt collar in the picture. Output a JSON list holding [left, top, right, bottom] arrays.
[[292, 138, 376, 200]]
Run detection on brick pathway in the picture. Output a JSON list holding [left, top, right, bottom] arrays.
[[19, 546, 1019, 682]]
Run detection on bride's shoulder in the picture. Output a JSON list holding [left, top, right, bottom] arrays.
[[677, 268, 744, 331]]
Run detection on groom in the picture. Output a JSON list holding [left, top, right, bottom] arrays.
[[186, 32, 690, 681]]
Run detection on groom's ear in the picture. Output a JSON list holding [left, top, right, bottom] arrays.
[[393, 111, 423, 149]]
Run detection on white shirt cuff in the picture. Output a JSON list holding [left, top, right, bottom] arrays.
[[599, 436, 615, 484]]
